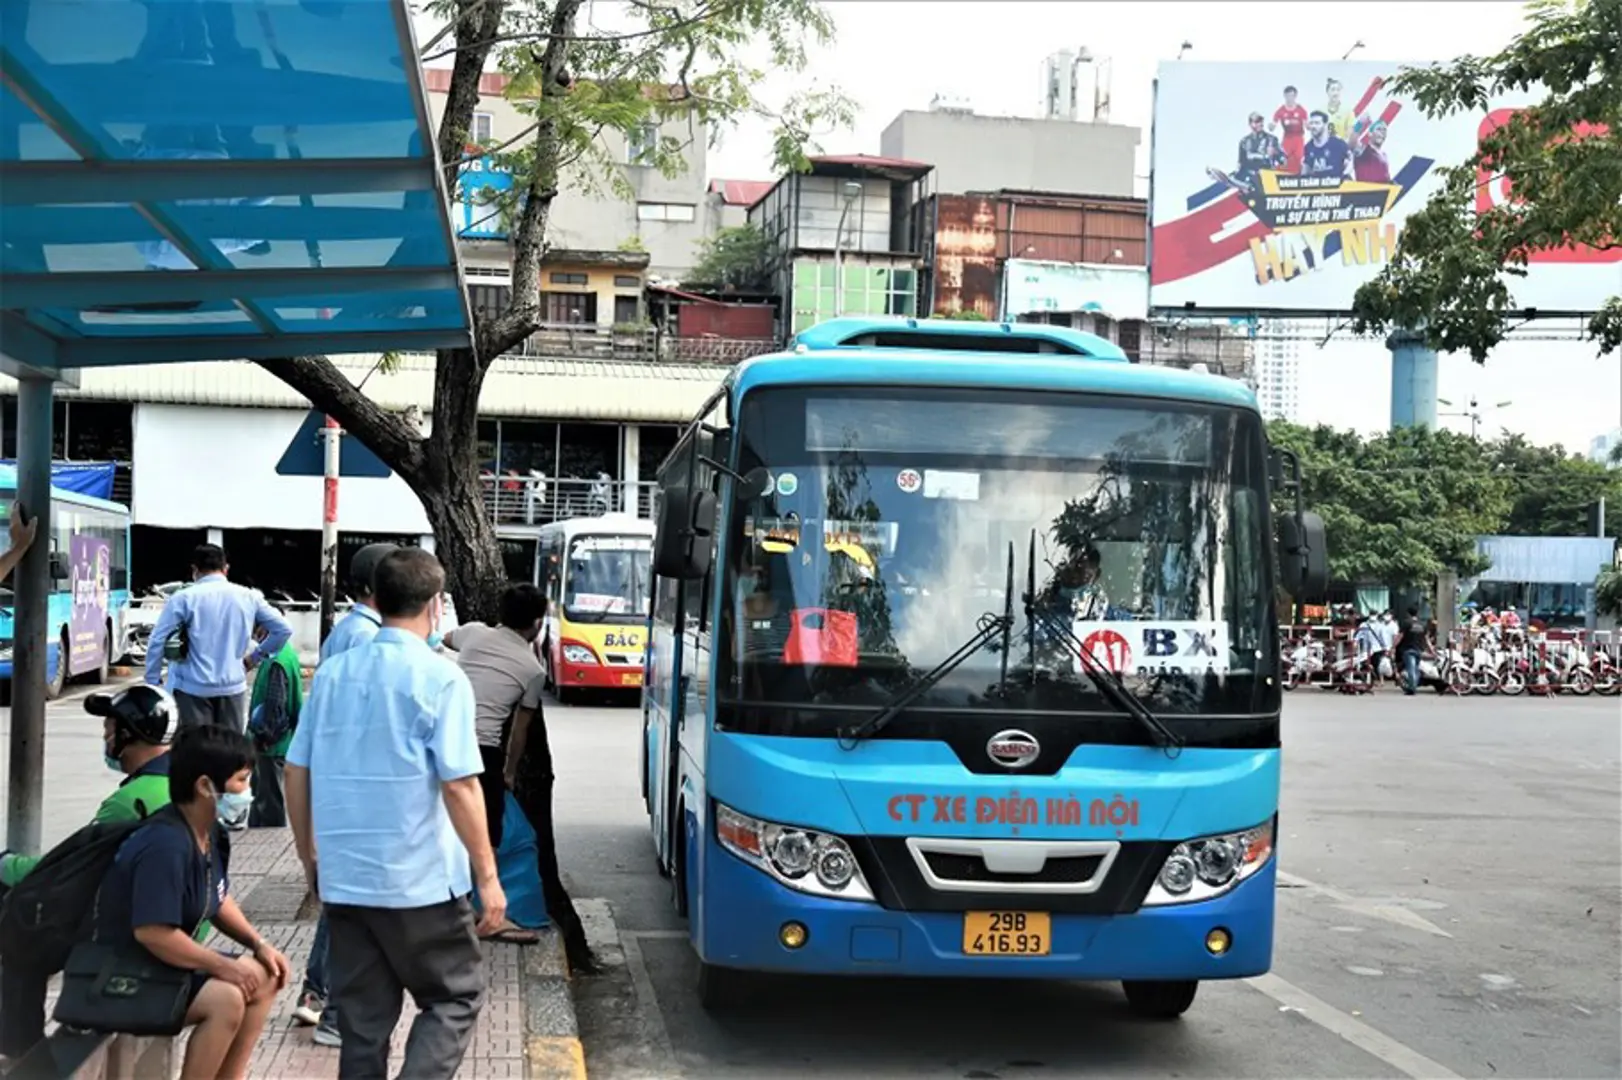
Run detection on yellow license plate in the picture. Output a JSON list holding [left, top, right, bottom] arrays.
[[620, 672, 643, 686], [963, 911, 1051, 956]]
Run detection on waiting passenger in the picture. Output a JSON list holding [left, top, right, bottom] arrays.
[[89, 725, 291, 1080]]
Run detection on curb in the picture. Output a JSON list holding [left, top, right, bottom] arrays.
[[522, 927, 587, 1080]]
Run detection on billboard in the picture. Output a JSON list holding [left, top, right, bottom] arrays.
[[1149, 61, 1621, 315], [454, 155, 515, 241]]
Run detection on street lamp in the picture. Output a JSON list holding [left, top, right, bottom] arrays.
[[1438, 396, 1513, 440], [833, 180, 862, 317], [1342, 40, 1365, 60]]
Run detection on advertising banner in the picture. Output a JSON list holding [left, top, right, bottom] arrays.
[[455, 155, 515, 240], [1003, 260, 1150, 321], [68, 533, 111, 674], [1149, 61, 1621, 315]]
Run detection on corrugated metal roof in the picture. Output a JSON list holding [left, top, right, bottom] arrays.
[[0, 355, 725, 423], [1475, 535, 1616, 585]]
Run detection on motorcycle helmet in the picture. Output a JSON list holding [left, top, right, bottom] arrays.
[[85, 684, 180, 755], [350, 542, 401, 597]]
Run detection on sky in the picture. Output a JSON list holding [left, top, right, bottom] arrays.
[[417, 1, 1622, 455]]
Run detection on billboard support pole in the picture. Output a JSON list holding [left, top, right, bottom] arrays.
[[1388, 327, 1438, 430]]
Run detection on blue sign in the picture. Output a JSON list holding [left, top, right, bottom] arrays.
[[456, 156, 515, 240], [274, 410, 393, 479]]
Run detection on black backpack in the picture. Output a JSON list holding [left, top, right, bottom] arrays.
[[0, 811, 161, 974]]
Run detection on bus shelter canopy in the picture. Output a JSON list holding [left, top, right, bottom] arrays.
[[0, 0, 473, 380]]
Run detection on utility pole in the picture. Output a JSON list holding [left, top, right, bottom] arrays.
[[319, 415, 341, 644]]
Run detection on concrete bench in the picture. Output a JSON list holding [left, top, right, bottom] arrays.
[[5, 1030, 174, 1080]]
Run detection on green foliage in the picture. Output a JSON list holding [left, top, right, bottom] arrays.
[[944, 310, 990, 321], [1596, 566, 1622, 616], [469, 0, 854, 218], [686, 224, 774, 290], [1267, 422, 1510, 586], [617, 234, 646, 253], [1489, 432, 1622, 535], [1349, 0, 1622, 362], [1268, 419, 1622, 587]]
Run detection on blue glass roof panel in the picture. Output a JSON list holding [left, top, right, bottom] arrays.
[[45, 305, 261, 338], [0, 0, 472, 375], [4, 0, 421, 162], [0, 84, 77, 161], [268, 290, 467, 334]]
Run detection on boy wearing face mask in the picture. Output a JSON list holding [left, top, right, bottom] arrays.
[[93, 724, 291, 1080]]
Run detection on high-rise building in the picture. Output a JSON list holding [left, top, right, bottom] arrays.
[[1590, 427, 1622, 466], [1254, 322, 1302, 422]]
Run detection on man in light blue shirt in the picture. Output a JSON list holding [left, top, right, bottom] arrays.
[[293, 541, 397, 1047], [286, 547, 504, 1080], [145, 543, 291, 733]]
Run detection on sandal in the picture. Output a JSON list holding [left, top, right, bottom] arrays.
[[481, 923, 541, 945]]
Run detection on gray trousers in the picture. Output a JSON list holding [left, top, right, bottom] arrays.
[[174, 688, 249, 733], [326, 897, 485, 1080]]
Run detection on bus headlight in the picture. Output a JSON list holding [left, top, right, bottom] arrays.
[[561, 644, 599, 665], [1142, 819, 1274, 906], [714, 802, 874, 902]]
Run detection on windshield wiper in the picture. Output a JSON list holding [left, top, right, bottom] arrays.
[[1021, 532, 1183, 757], [838, 610, 1014, 748]]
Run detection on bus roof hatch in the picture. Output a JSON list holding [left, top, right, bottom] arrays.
[[789, 317, 1128, 361]]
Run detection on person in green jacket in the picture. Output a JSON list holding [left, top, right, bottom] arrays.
[[0, 684, 192, 1062], [247, 624, 302, 828], [0, 684, 180, 888]]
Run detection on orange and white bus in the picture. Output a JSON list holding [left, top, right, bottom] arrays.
[[534, 514, 654, 702]]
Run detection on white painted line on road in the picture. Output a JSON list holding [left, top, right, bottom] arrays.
[[620, 932, 681, 1076], [1248, 972, 1461, 1079], [1278, 869, 1454, 938]]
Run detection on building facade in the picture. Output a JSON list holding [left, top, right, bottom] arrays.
[[748, 155, 934, 335], [880, 106, 1140, 199], [1254, 323, 1303, 422]]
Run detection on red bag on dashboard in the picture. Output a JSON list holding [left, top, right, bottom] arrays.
[[783, 608, 858, 667]]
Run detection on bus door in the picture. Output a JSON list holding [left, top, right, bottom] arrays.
[[538, 530, 564, 672], [646, 404, 724, 878]]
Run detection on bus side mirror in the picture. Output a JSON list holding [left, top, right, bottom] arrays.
[[1277, 511, 1328, 598], [737, 467, 771, 500], [654, 486, 717, 580]]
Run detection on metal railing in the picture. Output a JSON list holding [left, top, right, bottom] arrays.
[[482, 475, 656, 527], [510, 322, 780, 365]]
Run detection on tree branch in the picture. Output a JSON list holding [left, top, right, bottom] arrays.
[[483, 0, 584, 362], [252, 357, 428, 483], [436, 0, 510, 197]]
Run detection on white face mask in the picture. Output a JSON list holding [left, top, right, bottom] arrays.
[[425, 596, 445, 650], [208, 781, 253, 829]]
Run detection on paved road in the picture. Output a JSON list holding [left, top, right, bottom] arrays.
[[552, 692, 1622, 1079], [0, 679, 141, 848]]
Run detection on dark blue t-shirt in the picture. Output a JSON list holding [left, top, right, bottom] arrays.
[[93, 810, 230, 947]]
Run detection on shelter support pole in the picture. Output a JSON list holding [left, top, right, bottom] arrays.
[[318, 417, 340, 645], [6, 377, 53, 853], [1388, 328, 1438, 430], [1435, 570, 1459, 645]]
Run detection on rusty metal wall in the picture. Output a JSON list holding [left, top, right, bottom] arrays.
[[928, 194, 1001, 317], [993, 196, 1148, 266]]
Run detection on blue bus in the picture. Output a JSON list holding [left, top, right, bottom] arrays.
[[642, 317, 1326, 1017], [0, 464, 133, 698]]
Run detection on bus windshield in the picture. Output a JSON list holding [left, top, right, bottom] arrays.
[[719, 386, 1276, 718], [565, 534, 652, 623]]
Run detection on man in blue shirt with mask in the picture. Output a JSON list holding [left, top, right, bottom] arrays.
[[145, 544, 292, 733], [292, 541, 398, 1047]]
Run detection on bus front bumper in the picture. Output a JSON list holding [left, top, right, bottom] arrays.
[[698, 845, 1275, 981], [559, 662, 643, 690]]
